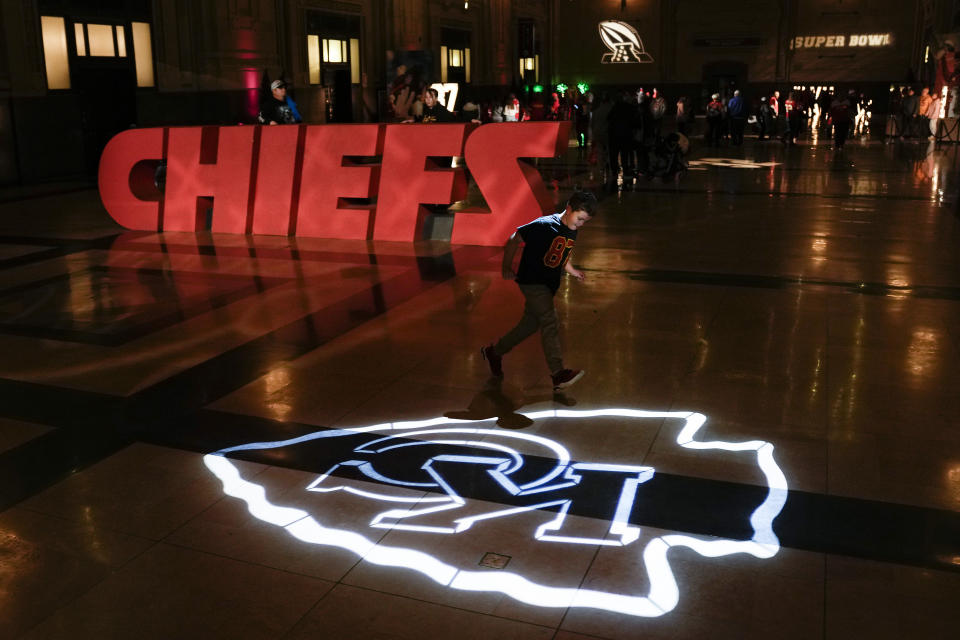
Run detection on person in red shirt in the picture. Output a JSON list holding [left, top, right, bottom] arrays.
[[783, 91, 801, 144], [548, 92, 561, 120], [705, 93, 724, 146], [769, 90, 781, 136]]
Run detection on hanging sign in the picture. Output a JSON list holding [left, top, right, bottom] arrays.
[[790, 33, 893, 49]]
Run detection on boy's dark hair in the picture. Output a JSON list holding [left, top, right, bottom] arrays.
[[425, 87, 439, 99], [567, 190, 598, 216]]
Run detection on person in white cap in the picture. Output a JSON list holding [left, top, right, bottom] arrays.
[[258, 80, 298, 125], [727, 89, 746, 145], [705, 93, 724, 146]]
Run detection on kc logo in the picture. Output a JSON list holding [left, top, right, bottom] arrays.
[[205, 408, 788, 617], [98, 122, 571, 246]]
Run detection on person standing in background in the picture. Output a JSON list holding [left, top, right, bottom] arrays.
[[705, 93, 724, 147], [258, 80, 298, 125], [727, 90, 746, 146], [926, 90, 942, 140], [830, 90, 854, 150], [769, 90, 781, 136], [901, 87, 918, 138], [675, 96, 692, 137], [917, 87, 933, 139]]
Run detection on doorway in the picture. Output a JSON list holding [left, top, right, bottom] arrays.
[[331, 69, 353, 122], [702, 61, 748, 100], [73, 65, 137, 177]]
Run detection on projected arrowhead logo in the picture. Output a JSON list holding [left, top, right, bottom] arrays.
[[599, 21, 654, 64], [204, 409, 788, 617]]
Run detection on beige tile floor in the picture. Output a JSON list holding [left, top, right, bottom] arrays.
[[1, 136, 959, 638]]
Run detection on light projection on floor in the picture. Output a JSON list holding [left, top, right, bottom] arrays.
[[203, 409, 788, 617], [687, 158, 781, 170]]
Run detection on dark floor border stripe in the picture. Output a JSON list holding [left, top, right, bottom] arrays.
[[0, 247, 72, 270], [0, 427, 130, 512], [0, 378, 125, 428], [0, 234, 121, 269], [113, 238, 453, 267], [613, 185, 947, 202], [581, 266, 960, 300], [0, 185, 96, 205]]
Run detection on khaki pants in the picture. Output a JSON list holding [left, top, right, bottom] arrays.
[[494, 284, 563, 374]]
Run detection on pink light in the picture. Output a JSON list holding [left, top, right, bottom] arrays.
[[242, 68, 260, 121]]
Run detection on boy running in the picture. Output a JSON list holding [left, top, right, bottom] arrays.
[[482, 190, 598, 390]]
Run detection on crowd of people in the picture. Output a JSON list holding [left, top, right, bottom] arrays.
[[258, 68, 948, 190], [385, 82, 895, 182], [699, 87, 873, 150], [884, 86, 942, 140]]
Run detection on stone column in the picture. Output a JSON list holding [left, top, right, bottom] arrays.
[[484, 0, 509, 85], [394, 0, 429, 50]]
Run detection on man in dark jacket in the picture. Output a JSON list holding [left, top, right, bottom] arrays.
[[607, 93, 638, 183], [727, 90, 746, 145], [831, 90, 854, 150], [758, 97, 773, 140], [258, 80, 299, 125], [901, 87, 919, 138]]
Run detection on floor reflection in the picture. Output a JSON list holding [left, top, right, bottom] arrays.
[[443, 378, 576, 429]]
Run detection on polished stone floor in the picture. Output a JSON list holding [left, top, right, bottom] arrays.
[[0, 135, 959, 639]]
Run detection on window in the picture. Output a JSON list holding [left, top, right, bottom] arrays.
[[350, 38, 360, 84], [116, 26, 127, 57], [307, 35, 321, 84], [131, 22, 155, 87], [87, 24, 116, 57], [41, 18, 152, 89], [323, 38, 347, 63], [71, 23, 127, 58], [519, 55, 539, 82], [306, 36, 360, 85], [74, 23, 86, 56], [518, 20, 540, 84], [440, 29, 470, 84], [41, 16, 70, 90], [305, 11, 361, 87]]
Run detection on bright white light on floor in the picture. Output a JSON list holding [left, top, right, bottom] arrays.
[[204, 408, 788, 617]]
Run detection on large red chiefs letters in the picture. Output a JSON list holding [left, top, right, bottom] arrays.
[[98, 122, 571, 246]]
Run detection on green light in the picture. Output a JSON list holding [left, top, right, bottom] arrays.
[[532, 84, 544, 93], [556, 83, 568, 94], [523, 85, 530, 92], [577, 82, 590, 94]]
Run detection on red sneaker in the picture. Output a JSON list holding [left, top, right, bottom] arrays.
[[481, 345, 503, 377], [551, 369, 584, 390]]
